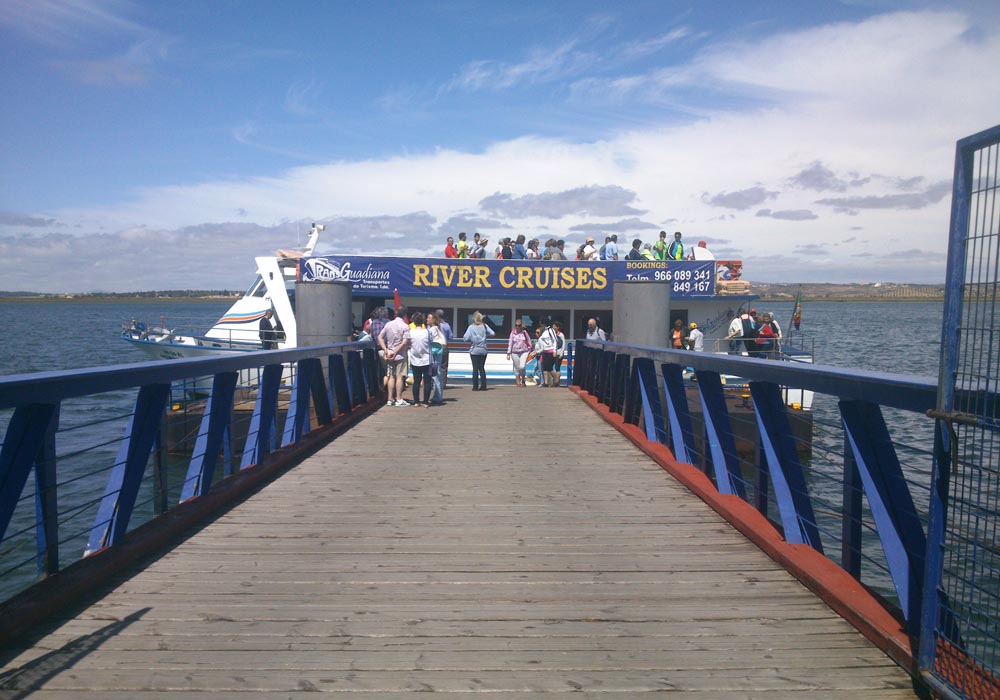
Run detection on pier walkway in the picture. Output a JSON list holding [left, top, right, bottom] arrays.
[[1, 386, 919, 698]]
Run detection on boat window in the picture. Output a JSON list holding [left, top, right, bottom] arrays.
[[574, 308, 613, 339], [515, 308, 569, 337], [245, 275, 266, 297], [457, 307, 509, 338]]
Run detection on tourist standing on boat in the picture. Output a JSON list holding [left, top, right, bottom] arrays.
[[687, 323, 704, 351], [463, 311, 495, 391], [755, 313, 777, 358], [526, 238, 540, 259], [513, 234, 528, 259], [653, 231, 669, 260], [579, 237, 597, 260], [667, 231, 684, 260], [379, 305, 411, 406], [604, 234, 620, 261], [507, 319, 533, 387], [259, 309, 279, 349], [471, 236, 488, 259], [725, 310, 744, 354], [457, 232, 469, 258], [435, 308, 453, 388], [626, 238, 643, 260], [445, 237, 458, 258], [741, 308, 758, 355], [407, 311, 433, 406], [585, 318, 606, 342], [427, 312, 446, 403], [689, 240, 715, 260], [640, 242, 655, 260], [671, 318, 688, 350]]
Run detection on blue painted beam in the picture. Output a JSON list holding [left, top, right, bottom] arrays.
[[34, 404, 60, 577], [696, 371, 746, 498], [0, 404, 59, 545], [750, 381, 822, 550], [347, 352, 368, 407], [841, 399, 926, 631], [634, 358, 663, 444], [842, 435, 863, 579], [308, 359, 333, 426], [329, 355, 350, 415], [240, 364, 284, 470], [181, 372, 238, 501], [85, 383, 171, 554], [661, 363, 695, 465]]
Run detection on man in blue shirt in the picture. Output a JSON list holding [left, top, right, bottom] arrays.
[[435, 309, 454, 387], [604, 234, 620, 261]]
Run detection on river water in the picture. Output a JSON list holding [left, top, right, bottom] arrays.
[[0, 299, 944, 600]]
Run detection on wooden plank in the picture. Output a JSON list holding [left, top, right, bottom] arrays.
[[1, 387, 920, 697]]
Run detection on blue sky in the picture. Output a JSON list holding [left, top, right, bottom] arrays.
[[1, 0, 998, 292]]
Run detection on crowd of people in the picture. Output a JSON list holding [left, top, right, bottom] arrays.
[[443, 230, 715, 262], [361, 305, 577, 407], [724, 307, 783, 358]]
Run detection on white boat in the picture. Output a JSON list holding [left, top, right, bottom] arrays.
[[122, 225, 812, 408]]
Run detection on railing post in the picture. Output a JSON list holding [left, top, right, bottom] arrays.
[[328, 354, 351, 415], [34, 403, 60, 578], [182, 371, 238, 501], [239, 363, 283, 470], [842, 432, 863, 579], [695, 370, 745, 498], [86, 383, 171, 554], [661, 363, 695, 465], [751, 381, 821, 549]]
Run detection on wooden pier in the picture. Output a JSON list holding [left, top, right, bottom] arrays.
[[0, 386, 919, 697]]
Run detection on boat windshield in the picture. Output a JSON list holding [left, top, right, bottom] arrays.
[[245, 275, 266, 297]]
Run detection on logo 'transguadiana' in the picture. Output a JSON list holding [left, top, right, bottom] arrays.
[[304, 259, 390, 284]]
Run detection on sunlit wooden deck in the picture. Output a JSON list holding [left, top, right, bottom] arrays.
[[0, 385, 920, 698]]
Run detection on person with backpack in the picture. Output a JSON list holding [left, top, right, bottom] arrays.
[[536, 319, 558, 388], [741, 308, 759, 356], [552, 321, 567, 387]]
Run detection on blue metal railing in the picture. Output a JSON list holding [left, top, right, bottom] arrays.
[[573, 339, 939, 672], [0, 342, 382, 607], [922, 123, 1000, 700]]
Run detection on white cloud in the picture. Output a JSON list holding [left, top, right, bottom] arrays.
[[1, 9, 998, 291]]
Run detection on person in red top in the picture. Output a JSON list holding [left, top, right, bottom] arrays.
[[444, 236, 458, 258]]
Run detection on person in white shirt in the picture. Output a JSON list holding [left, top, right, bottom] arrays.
[[585, 317, 607, 342], [580, 236, 597, 260], [725, 311, 743, 354], [687, 322, 704, 351], [690, 240, 716, 261]]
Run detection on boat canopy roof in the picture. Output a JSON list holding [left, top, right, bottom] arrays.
[[299, 254, 746, 301]]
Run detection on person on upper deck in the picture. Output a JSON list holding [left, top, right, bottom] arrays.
[[554, 240, 568, 260], [526, 238, 540, 259], [604, 234, 620, 261], [456, 232, 468, 258], [653, 231, 669, 260], [689, 240, 715, 261], [626, 238, 643, 260], [640, 242, 656, 260], [513, 234, 528, 259], [445, 236, 458, 258], [471, 236, 488, 259], [580, 237, 597, 260], [667, 231, 684, 261]]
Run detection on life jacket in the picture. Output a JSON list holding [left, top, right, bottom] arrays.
[[672, 327, 684, 348], [756, 323, 776, 345]]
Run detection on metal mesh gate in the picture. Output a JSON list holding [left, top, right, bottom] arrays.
[[922, 124, 1000, 700]]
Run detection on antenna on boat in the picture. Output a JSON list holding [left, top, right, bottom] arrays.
[[304, 222, 324, 256]]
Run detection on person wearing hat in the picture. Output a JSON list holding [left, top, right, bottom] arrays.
[[580, 236, 597, 260], [690, 239, 715, 261], [687, 322, 704, 351]]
